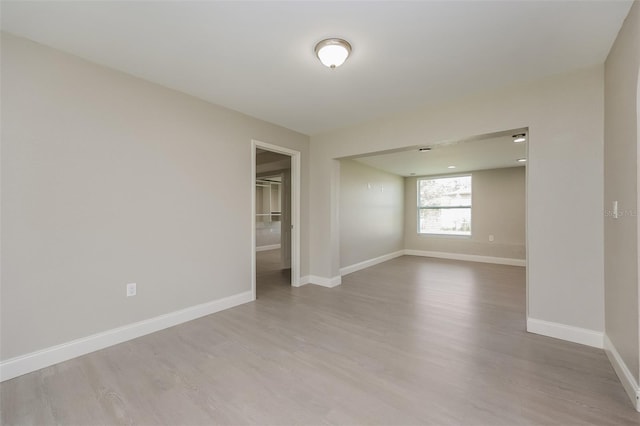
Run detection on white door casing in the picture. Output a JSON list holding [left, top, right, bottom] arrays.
[[251, 140, 301, 300]]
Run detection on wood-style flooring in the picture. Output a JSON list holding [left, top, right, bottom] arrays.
[[2, 251, 639, 425]]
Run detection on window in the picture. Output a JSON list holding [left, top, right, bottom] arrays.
[[418, 175, 472, 235]]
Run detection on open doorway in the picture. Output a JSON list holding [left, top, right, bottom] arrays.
[[256, 170, 290, 293], [337, 127, 528, 313], [251, 140, 301, 299], [338, 128, 527, 270]]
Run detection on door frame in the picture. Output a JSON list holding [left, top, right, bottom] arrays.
[[251, 139, 301, 299]]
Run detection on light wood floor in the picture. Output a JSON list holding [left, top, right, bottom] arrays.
[[2, 252, 639, 425]]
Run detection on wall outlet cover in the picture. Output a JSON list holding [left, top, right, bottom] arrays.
[[126, 283, 137, 297]]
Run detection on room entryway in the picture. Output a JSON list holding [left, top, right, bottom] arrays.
[[251, 140, 301, 299]]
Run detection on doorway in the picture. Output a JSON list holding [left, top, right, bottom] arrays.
[[336, 128, 528, 313], [251, 140, 301, 300]]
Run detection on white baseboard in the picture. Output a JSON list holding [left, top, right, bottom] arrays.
[[526, 317, 603, 348], [256, 244, 281, 252], [404, 249, 526, 267], [295, 275, 340, 288], [340, 250, 405, 276], [307, 275, 342, 288], [294, 275, 310, 287], [604, 335, 640, 411], [0, 290, 254, 382]]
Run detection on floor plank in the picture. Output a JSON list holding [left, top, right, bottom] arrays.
[[2, 252, 638, 425]]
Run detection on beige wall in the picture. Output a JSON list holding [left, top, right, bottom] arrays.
[[0, 34, 310, 360], [311, 65, 604, 333], [604, 1, 640, 381], [405, 167, 525, 259], [339, 160, 404, 268]]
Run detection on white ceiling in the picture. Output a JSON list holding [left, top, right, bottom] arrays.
[[0, 1, 633, 135], [353, 130, 527, 177]]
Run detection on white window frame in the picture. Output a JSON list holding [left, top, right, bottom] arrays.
[[417, 174, 472, 236]]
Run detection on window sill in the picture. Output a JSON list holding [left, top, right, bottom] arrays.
[[417, 233, 472, 239]]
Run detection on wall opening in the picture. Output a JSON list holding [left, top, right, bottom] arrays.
[[251, 140, 301, 299]]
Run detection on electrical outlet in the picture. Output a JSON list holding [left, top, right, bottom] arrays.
[[489, 234, 494, 242], [126, 283, 136, 297]]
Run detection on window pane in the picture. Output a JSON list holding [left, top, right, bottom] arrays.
[[419, 208, 471, 235], [418, 176, 471, 207]]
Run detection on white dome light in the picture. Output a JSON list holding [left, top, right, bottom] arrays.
[[315, 38, 352, 69]]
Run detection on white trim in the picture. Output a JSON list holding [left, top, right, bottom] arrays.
[[525, 128, 530, 323], [291, 148, 301, 287], [251, 144, 257, 299], [251, 140, 301, 296], [340, 251, 405, 276], [404, 249, 526, 267], [307, 275, 342, 288], [256, 244, 281, 252], [295, 275, 311, 288], [526, 317, 604, 348], [0, 291, 253, 382], [637, 70, 640, 413], [604, 335, 640, 411]]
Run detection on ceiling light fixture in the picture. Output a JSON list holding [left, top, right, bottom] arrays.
[[315, 38, 352, 69], [517, 158, 527, 163], [448, 165, 456, 169], [513, 133, 526, 143]]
